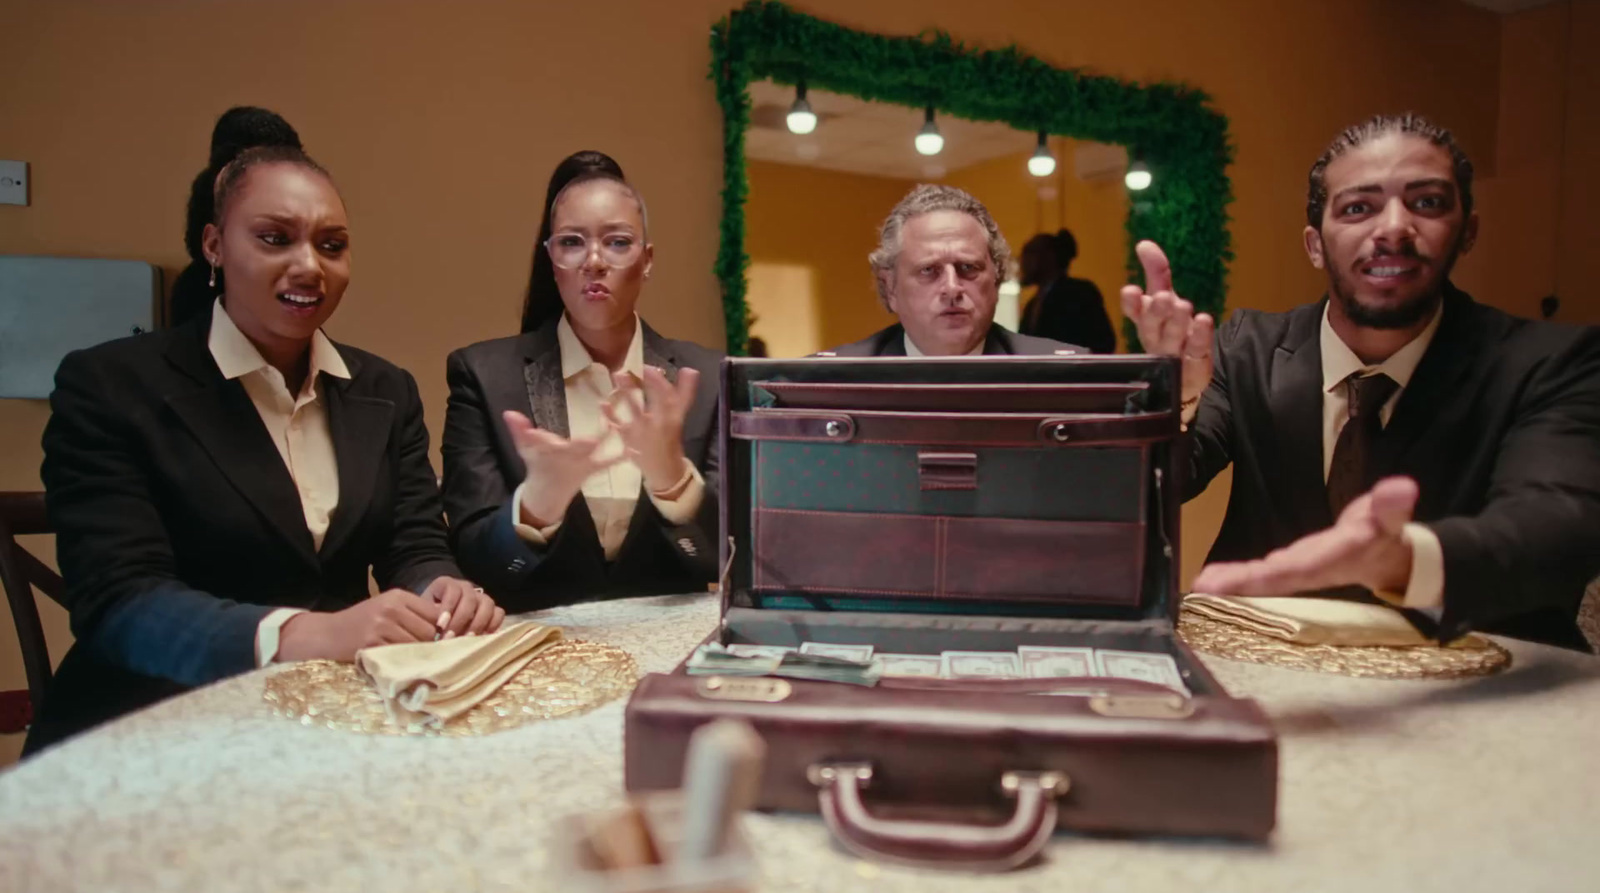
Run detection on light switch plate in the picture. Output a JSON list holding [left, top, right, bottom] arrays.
[[0, 161, 29, 206]]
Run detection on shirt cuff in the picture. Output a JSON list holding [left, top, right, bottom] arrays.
[[1391, 522, 1445, 617], [255, 607, 308, 667], [511, 481, 564, 545], [646, 458, 705, 525]]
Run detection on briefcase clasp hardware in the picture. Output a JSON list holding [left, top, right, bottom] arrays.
[[807, 761, 874, 788], [824, 420, 846, 438], [1088, 692, 1194, 719], [696, 676, 793, 703], [1049, 422, 1072, 442], [807, 764, 1070, 800], [1000, 770, 1069, 798]]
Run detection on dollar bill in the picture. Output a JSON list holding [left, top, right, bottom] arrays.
[[686, 644, 881, 686], [774, 652, 882, 686], [876, 653, 944, 678], [726, 643, 795, 660], [1017, 646, 1097, 679], [686, 644, 781, 676], [799, 642, 875, 661], [940, 651, 1021, 679], [1093, 649, 1187, 694]]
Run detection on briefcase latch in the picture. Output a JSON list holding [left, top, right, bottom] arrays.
[[918, 451, 978, 491], [1088, 692, 1194, 719], [696, 676, 793, 703]]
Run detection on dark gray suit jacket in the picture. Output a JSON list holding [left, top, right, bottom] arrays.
[[824, 323, 1083, 357], [1184, 286, 1600, 649], [441, 318, 722, 610]]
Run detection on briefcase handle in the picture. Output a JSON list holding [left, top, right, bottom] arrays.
[[808, 762, 1066, 872]]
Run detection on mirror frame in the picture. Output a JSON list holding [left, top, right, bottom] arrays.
[[710, 0, 1234, 354]]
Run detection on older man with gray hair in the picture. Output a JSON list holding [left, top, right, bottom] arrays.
[[825, 184, 1081, 357]]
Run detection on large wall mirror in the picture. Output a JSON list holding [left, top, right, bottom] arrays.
[[744, 78, 1132, 357], [711, 1, 1234, 355]]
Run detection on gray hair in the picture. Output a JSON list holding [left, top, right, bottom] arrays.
[[868, 184, 1011, 305]]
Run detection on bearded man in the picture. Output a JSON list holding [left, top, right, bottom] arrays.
[[1122, 112, 1600, 649]]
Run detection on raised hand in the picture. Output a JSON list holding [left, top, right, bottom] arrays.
[[602, 366, 699, 491], [1118, 240, 1215, 407], [1191, 477, 1418, 598], [503, 409, 622, 527]]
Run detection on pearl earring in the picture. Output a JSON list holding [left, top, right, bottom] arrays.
[[208, 264, 217, 289]]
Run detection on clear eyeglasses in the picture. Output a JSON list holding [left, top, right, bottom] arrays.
[[544, 232, 644, 269]]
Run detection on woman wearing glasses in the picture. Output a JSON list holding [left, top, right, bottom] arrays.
[[441, 154, 721, 608]]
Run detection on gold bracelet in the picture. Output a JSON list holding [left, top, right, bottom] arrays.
[[647, 461, 695, 499]]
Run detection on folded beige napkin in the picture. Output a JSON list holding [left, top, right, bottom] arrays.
[[1183, 594, 1432, 646], [356, 621, 563, 728]]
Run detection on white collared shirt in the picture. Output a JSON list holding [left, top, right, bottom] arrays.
[[207, 298, 351, 665], [512, 314, 704, 561], [1317, 301, 1446, 611]]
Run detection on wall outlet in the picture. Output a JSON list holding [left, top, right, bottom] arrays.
[[0, 161, 29, 206]]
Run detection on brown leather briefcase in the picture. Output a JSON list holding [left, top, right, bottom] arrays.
[[624, 355, 1278, 871]]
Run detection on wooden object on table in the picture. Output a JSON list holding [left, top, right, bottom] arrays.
[[0, 491, 59, 729]]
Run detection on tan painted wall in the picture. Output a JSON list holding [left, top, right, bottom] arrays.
[[1455, 1, 1597, 324], [744, 160, 910, 353]]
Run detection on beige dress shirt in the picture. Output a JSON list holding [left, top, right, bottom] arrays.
[[207, 299, 351, 665], [1317, 300, 1445, 612], [512, 314, 704, 561]]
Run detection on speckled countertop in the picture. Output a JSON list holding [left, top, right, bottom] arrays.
[[3, 593, 1598, 893]]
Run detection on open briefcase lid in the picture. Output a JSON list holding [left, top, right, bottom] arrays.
[[717, 354, 1184, 629]]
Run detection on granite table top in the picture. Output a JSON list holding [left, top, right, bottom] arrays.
[[3, 592, 1598, 892]]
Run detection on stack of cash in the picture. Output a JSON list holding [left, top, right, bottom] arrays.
[[697, 641, 1188, 694], [686, 644, 882, 686]]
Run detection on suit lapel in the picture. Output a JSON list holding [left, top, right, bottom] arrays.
[[877, 325, 908, 356], [162, 320, 319, 567], [319, 351, 393, 560], [1266, 302, 1334, 533], [641, 322, 682, 383], [985, 326, 1017, 355], [522, 319, 569, 438], [1372, 289, 1484, 478]]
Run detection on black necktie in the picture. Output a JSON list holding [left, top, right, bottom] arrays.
[[1327, 372, 1398, 517]]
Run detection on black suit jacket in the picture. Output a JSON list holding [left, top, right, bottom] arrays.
[[825, 323, 1082, 357], [1021, 277, 1118, 354], [29, 308, 461, 753], [1185, 286, 1600, 649], [441, 318, 722, 610]]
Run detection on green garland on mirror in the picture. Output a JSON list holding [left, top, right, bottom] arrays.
[[710, 0, 1234, 354]]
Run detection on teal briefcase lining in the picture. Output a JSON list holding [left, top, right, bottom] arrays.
[[753, 442, 1143, 520]]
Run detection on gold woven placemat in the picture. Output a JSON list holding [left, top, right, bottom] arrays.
[[1178, 610, 1512, 679], [262, 639, 639, 736]]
